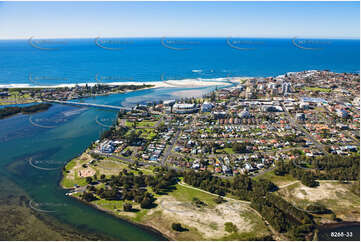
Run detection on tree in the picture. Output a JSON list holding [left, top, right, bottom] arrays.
[[210, 92, 216, 102], [153, 185, 161, 195], [171, 223, 187, 232], [192, 197, 206, 207], [82, 192, 97, 202], [126, 130, 140, 144], [301, 173, 318, 187], [214, 195, 226, 204], [306, 203, 329, 214], [224, 222, 238, 233], [140, 196, 153, 209], [123, 203, 133, 212], [132, 121, 137, 129], [157, 122, 167, 132], [232, 143, 248, 153], [86, 177, 93, 184]]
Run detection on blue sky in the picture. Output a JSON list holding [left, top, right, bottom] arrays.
[[0, 1, 359, 39]]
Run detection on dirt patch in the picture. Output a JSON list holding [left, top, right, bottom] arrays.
[[148, 195, 261, 240], [94, 159, 125, 176], [78, 168, 95, 178], [292, 182, 348, 202], [278, 181, 360, 222]]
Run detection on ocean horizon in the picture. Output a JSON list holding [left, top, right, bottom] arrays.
[[0, 37, 359, 87]]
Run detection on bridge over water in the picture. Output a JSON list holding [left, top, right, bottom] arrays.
[[46, 100, 132, 111]]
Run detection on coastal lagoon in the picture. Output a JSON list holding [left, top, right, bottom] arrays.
[[0, 86, 222, 240]]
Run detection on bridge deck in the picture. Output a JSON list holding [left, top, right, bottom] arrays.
[[46, 100, 131, 111]]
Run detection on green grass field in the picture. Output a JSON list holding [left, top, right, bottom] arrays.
[[253, 169, 297, 186], [224, 147, 235, 154], [126, 120, 157, 128], [304, 87, 332, 93], [169, 183, 218, 208]]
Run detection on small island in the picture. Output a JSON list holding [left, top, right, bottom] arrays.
[[0, 103, 52, 119]]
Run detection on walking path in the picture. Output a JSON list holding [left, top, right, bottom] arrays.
[[281, 103, 329, 154], [178, 181, 287, 240]]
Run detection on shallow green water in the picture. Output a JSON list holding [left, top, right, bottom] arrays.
[[0, 89, 172, 240]]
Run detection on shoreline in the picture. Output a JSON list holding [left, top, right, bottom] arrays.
[[57, 151, 171, 241], [0, 77, 244, 106], [0, 77, 246, 89], [69, 194, 171, 241]]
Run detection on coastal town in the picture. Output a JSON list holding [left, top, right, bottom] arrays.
[[59, 70, 360, 241], [83, 70, 359, 177]]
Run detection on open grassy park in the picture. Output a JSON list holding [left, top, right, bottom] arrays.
[[61, 151, 272, 241]]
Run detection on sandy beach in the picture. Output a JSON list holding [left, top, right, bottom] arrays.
[[0, 77, 249, 89]]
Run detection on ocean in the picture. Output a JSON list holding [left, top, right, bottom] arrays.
[[0, 38, 359, 87]]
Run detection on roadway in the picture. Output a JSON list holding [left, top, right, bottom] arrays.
[[281, 103, 329, 154], [161, 129, 181, 165]]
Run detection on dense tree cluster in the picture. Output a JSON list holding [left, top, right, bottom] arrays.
[[183, 170, 228, 196], [171, 223, 187, 232], [81, 84, 153, 95], [251, 193, 314, 240], [123, 202, 132, 212], [224, 222, 238, 233], [81, 192, 97, 202], [183, 170, 277, 201], [0, 103, 52, 119], [232, 142, 251, 153], [274, 155, 360, 187], [100, 126, 128, 140], [83, 168, 179, 209], [184, 170, 315, 239], [305, 203, 329, 214]]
